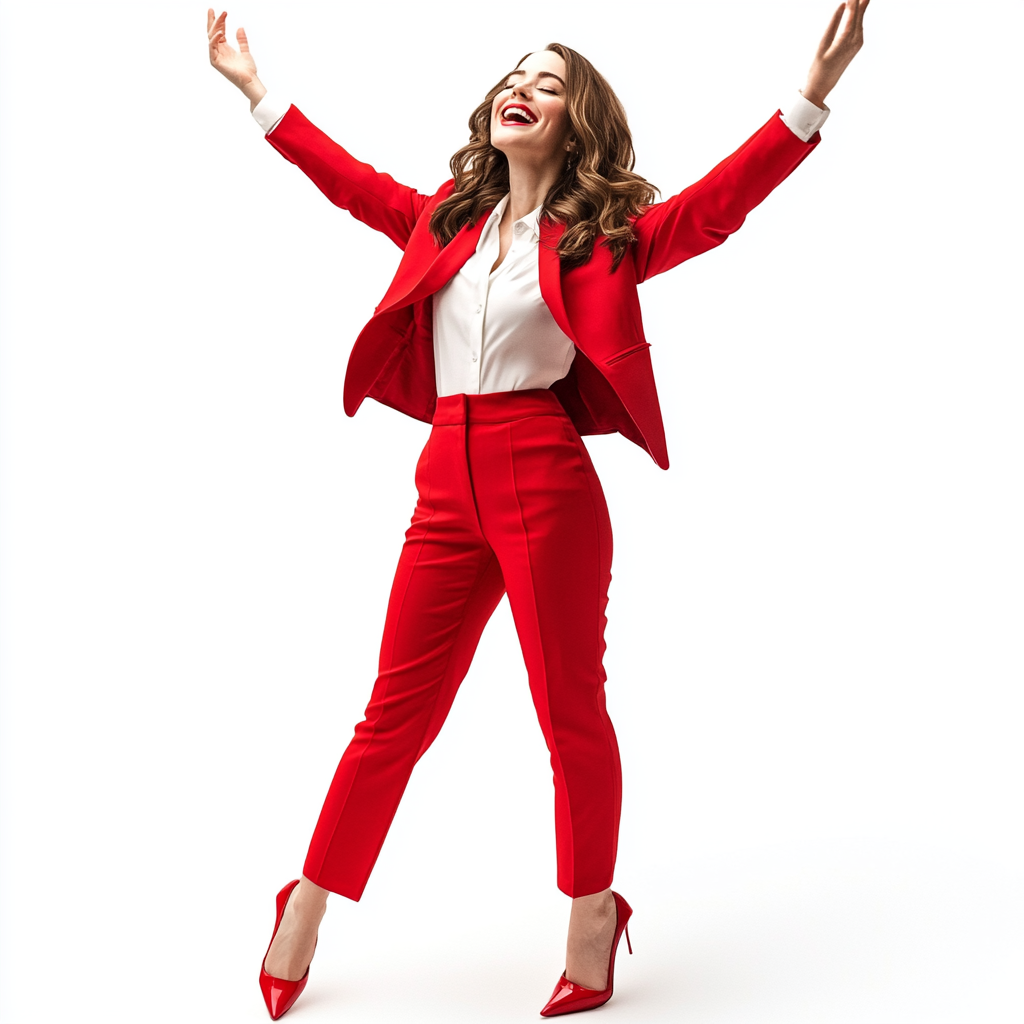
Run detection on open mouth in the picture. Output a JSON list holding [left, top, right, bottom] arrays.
[[500, 103, 537, 125]]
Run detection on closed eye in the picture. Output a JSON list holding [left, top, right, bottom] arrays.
[[502, 83, 559, 95]]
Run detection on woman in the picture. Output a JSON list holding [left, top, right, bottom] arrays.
[[207, 5, 868, 1018]]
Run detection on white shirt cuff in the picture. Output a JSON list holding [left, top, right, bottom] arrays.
[[779, 91, 830, 142], [252, 93, 289, 135]]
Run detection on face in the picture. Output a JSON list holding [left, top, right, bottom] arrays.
[[490, 50, 574, 165]]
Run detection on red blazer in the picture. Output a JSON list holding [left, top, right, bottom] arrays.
[[265, 106, 820, 469]]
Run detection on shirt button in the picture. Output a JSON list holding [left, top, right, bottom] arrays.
[[472, 353, 478, 362], [514, 223, 526, 235], [475, 304, 482, 313]]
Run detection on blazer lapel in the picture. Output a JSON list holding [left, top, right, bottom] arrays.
[[375, 211, 576, 338], [376, 214, 490, 316], [538, 218, 578, 344]]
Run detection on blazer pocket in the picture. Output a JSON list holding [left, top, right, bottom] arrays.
[[604, 342, 651, 366]]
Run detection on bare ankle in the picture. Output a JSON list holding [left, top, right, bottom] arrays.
[[571, 889, 615, 915], [298, 875, 329, 899], [291, 878, 329, 915]]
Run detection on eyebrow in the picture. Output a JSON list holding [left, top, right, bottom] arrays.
[[506, 69, 566, 88]]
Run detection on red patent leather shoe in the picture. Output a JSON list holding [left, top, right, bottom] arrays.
[[539, 891, 633, 1017], [259, 879, 315, 1020]]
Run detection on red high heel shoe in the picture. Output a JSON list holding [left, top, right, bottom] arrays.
[[539, 891, 633, 1017], [259, 879, 316, 1020]]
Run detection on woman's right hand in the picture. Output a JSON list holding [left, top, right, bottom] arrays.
[[207, 9, 266, 109]]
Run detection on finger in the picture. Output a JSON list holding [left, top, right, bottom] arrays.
[[840, 0, 858, 36], [854, 0, 870, 36], [817, 3, 845, 55], [207, 8, 214, 31], [237, 26, 250, 53], [833, 2, 853, 48], [838, 0, 866, 51]]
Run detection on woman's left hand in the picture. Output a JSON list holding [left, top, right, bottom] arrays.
[[802, 0, 870, 107]]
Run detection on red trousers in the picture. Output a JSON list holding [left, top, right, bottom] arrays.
[[303, 389, 621, 899]]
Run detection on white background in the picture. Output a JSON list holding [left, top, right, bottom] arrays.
[[1, 1, 1021, 1021]]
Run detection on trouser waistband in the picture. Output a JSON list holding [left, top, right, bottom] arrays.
[[432, 389, 566, 426]]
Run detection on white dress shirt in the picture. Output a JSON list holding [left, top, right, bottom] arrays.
[[431, 195, 575, 396], [252, 92, 829, 395]]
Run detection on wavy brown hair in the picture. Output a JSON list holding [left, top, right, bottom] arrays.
[[429, 43, 658, 270]]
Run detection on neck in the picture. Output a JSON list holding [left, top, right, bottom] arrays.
[[504, 152, 567, 223]]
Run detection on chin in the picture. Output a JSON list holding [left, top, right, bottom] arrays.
[[492, 131, 537, 156]]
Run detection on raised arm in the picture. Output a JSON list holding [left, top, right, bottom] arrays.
[[801, 0, 869, 108], [206, 9, 267, 111], [632, 0, 868, 282], [206, 10, 430, 249], [632, 111, 821, 283]]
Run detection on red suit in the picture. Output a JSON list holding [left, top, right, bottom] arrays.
[[262, 106, 820, 898], [266, 106, 821, 470]]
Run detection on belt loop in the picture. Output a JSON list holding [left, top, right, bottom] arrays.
[[462, 393, 470, 425]]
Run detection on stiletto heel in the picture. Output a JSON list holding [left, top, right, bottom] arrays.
[[539, 891, 634, 1017], [259, 879, 316, 1020]]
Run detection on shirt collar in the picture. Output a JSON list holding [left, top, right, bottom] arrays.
[[488, 194, 543, 243]]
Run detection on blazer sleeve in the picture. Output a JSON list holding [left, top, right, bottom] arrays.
[[632, 111, 821, 283], [263, 105, 433, 250]]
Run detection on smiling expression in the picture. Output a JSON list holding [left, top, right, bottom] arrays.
[[490, 50, 574, 165]]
